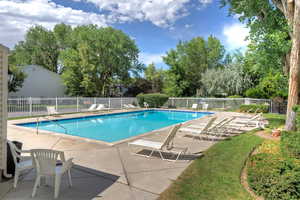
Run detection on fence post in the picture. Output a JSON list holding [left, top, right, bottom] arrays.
[[77, 97, 79, 112], [54, 97, 58, 112], [94, 97, 96, 104], [109, 97, 111, 109], [29, 97, 32, 116], [121, 97, 123, 109]]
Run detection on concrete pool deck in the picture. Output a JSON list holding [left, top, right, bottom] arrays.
[[2, 110, 255, 200]]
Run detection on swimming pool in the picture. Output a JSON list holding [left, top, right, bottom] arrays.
[[17, 110, 212, 143]]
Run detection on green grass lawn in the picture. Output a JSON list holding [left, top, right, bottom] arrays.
[[159, 132, 263, 200], [263, 113, 286, 129]]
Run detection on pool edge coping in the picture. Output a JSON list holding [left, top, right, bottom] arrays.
[[8, 109, 216, 146]]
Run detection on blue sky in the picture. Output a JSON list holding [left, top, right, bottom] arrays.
[[0, 0, 249, 68]]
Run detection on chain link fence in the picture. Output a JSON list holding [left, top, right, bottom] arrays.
[[8, 97, 278, 118]]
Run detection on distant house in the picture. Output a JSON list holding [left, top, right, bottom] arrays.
[[9, 65, 66, 97]]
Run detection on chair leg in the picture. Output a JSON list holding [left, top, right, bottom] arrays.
[[148, 149, 155, 157], [32, 175, 41, 197], [68, 170, 72, 187], [13, 170, 20, 188], [54, 175, 62, 199], [158, 151, 165, 160]]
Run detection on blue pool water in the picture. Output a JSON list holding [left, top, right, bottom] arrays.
[[18, 110, 212, 143]]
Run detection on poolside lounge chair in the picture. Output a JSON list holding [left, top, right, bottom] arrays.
[[128, 104, 138, 109], [183, 117, 242, 140], [180, 117, 217, 139], [31, 149, 73, 199], [7, 141, 34, 188], [123, 104, 138, 109], [192, 104, 198, 110], [202, 103, 209, 110], [47, 106, 58, 115], [87, 104, 97, 111], [96, 104, 110, 111], [128, 123, 187, 162], [233, 113, 263, 126]]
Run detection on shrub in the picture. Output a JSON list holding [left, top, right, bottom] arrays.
[[239, 104, 269, 113], [281, 131, 300, 159], [248, 153, 300, 200], [136, 93, 169, 108], [227, 95, 243, 98], [245, 88, 265, 99]]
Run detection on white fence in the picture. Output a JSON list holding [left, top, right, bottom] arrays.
[[8, 97, 138, 118], [8, 97, 273, 118], [165, 97, 272, 110], [7, 97, 273, 118]]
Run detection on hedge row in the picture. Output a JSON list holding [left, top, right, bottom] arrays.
[[239, 104, 269, 113], [136, 93, 169, 108], [248, 132, 300, 200]]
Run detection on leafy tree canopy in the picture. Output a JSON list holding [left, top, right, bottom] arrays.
[[60, 25, 143, 97], [163, 35, 225, 97]]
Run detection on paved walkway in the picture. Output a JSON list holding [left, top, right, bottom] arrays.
[[3, 110, 251, 200]]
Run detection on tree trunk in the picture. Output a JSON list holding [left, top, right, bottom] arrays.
[[285, 5, 300, 131]]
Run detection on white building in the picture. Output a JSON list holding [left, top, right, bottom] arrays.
[[9, 65, 66, 97]]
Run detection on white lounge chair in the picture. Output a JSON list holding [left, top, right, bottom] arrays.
[[31, 149, 73, 199], [180, 117, 217, 139], [87, 104, 97, 111], [128, 123, 187, 162], [7, 141, 34, 188], [96, 104, 110, 111], [128, 104, 138, 108], [233, 113, 263, 126], [202, 103, 209, 110], [192, 104, 198, 110], [188, 117, 231, 130], [46, 106, 58, 115]]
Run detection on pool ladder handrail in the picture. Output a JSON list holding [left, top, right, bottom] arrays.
[[36, 116, 68, 134]]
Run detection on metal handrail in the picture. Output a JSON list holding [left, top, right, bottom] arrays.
[[36, 116, 68, 134]]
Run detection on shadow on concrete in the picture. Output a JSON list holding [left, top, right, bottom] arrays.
[[3, 164, 121, 200]]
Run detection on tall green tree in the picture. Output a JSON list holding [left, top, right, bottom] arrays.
[[61, 25, 143, 97], [144, 63, 164, 93], [11, 25, 60, 73], [221, 0, 300, 131], [8, 51, 26, 93], [163, 36, 225, 96]]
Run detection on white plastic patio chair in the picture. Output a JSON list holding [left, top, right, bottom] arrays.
[[144, 102, 149, 108], [191, 104, 198, 109], [47, 106, 58, 115], [7, 141, 34, 188], [87, 104, 97, 111], [31, 149, 73, 199], [128, 123, 187, 162]]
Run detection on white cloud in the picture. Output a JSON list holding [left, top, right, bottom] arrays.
[[75, 0, 213, 27], [223, 23, 249, 50], [0, 0, 214, 48], [139, 52, 164, 65], [0, 0, 109, 48], [199, 0, 213, 4]]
